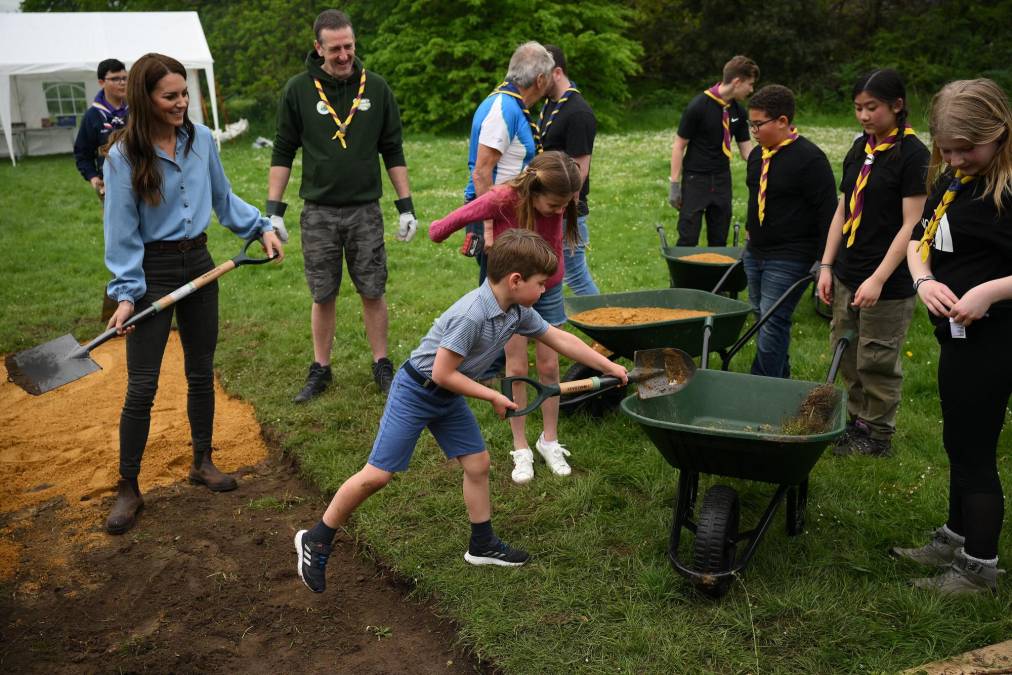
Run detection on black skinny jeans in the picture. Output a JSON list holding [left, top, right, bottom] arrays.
[[938, 312, 1012, 559], [119, 246, 218, 479]]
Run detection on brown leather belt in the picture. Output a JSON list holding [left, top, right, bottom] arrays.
[[145, 232, 208, 253]]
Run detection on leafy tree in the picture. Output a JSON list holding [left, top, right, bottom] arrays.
[[353, 0, 643, 131]]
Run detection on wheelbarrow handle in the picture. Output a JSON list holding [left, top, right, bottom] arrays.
[[73, 237, 275, 358], [656, 223, 669, 251], [501, 375, 625, 418], [826, 329, 856, 383]]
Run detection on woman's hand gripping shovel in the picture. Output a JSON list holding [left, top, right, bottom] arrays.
[[5, 237, 277, 396], [501, 347, 696, 417]]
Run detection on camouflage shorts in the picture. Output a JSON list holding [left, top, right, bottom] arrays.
[[300, 200, 387, 302]]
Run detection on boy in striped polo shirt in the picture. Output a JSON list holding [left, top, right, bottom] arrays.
[[294, 229, 627, 593]]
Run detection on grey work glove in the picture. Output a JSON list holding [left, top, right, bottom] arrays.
[[668, 180, 682, 209], [394, 197, 418, 242], [265, 200, 290, 243]]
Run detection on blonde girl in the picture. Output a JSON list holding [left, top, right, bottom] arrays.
[[430, 151, 581, 483], [893, 79, 1012, 595]]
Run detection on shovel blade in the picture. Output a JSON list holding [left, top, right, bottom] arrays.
[[4, 334, 101, 396], [632, 347, 696, 399]]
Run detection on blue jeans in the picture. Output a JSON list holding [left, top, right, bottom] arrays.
[[742, 250, 811, 378], [563, 215, 599, 295]]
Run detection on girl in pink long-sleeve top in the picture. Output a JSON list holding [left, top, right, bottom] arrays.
[[429, 151, 582, 485]]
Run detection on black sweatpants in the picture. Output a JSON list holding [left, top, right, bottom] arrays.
[[938, 313, 1012, 559], [677, 170, 733, 247], [119, 246, 219, 479]]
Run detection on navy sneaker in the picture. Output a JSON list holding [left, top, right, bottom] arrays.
[[464, 539, 529, 567], [294, 529, 332, 593], [372, 357, 394, 395]]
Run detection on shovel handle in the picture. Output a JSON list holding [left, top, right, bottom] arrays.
[[76, 237, 271, 357], [501, 375, 626, 417]]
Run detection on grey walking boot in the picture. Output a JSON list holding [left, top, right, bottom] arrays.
[[890, 525, 963, 567], [911, 548, 1004, 596]]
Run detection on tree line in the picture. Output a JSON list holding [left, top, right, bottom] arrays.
[[21, 0, 1012, 131]]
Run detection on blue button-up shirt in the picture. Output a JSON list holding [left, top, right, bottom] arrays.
[[104, 124, 271, 302]]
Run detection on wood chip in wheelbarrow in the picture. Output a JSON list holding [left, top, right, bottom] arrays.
[[781, 384, 840, 435], [678, 252, 738, 264], [570, 307, 713, 326]]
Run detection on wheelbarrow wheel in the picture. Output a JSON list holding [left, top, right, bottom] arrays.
[[692, 485, 739, 598]]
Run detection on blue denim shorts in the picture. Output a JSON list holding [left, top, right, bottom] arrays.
[[367, 369, 486, 472], [534, 283, 567, 326]]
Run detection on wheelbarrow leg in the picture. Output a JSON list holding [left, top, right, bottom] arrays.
[[786, 479, 809, 536], [669, 470, 699, 564]]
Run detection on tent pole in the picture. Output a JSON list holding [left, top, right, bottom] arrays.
[[206, 64, 221, 151], [0, 75, 15, 166]]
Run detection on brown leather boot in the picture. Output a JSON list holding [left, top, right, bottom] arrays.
[[106, 479, 144, 535], [188, 450, 238, 492]]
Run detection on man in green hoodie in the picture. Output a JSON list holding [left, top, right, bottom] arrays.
[[268, 9, 417, 401]]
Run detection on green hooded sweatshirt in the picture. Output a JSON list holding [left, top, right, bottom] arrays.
[[271, 52, 406, 206]]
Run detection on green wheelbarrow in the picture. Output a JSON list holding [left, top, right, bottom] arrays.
[[657, 223, 746, 297], [620, 318, 853, 598]]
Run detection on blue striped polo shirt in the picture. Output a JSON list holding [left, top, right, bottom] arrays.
[[408, 281, 549, 379]]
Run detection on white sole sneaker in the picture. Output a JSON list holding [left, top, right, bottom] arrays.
[[511, 448, 534, 485], [463, 552, 528, 567]]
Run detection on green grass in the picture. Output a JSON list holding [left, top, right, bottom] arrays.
[[1, 113, 1010, 674]]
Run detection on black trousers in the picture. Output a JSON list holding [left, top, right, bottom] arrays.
[[937, 313, 1012, 559], [119, 247, 218, 479], [677, 170, 733, 247]]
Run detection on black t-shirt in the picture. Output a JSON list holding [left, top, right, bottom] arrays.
[[677, 92, 750, 175], [540, 91, 596, 216], [836, 133, 929, 299], [745, 136, 837, 261], [911, 177, 1012, 322]]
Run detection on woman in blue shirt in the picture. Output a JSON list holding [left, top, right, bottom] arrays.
[[102, 53, 284, 535]]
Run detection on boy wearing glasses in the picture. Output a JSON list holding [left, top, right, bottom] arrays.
[[668, 55, 758, 247], [74, 58, 129, 200], [742, 84, 836, 378]]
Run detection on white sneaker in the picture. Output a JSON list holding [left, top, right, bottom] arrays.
[[511, 448, 534, 484], [536, 434, 572, 476]]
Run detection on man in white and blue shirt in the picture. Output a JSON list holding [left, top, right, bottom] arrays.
[[462, 41, 553, 283]]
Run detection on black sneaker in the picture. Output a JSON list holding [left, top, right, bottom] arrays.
[[464, 538, 530, 567], [294, 529, 332, 593], [851, 433, 893, 457], [372, 357, 394, 394], [293, 362, 332, 403]]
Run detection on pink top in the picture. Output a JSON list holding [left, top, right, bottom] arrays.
[[428, 186, 565, 288]]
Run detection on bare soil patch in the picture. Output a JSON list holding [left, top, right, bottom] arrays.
[[0, 334, 477, 673]]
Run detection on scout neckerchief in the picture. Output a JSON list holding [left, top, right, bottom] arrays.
[[538, 83, 580, 136], [841, 125, 916, 247], [703, 83, 732, 160], [917, 170, 976, 261], [313, 67, 367, 149], [92, 90, 127, 126], [757, 127, 800, 225], [490, 81, 542, 153]]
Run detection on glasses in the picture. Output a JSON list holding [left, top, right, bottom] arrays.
[[748, 118, 775, 131], [104, 76, 128, 83]]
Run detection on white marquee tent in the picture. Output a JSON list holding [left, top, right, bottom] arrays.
[[0, 11, 220, 165]]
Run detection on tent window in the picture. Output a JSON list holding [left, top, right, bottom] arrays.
[[43, 82, 88, 116]]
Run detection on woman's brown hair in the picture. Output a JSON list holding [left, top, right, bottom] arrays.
[[507, 151, 582, 247], [104, 53, 195, 206]]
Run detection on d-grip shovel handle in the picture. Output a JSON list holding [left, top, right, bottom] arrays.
[[501, 375, 623, 418], [72, 237, 276, 358]]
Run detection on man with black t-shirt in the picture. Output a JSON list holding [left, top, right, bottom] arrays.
[[743, 85, 837, 378], [668, 55, 758, 247], [540, 44, 598, 295]]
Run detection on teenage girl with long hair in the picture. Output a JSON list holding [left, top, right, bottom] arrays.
[[817, 69, 929, 457], [102, 53, 284, 534], [430, 150, 581, 484], [893, 78, 1012, 594]]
